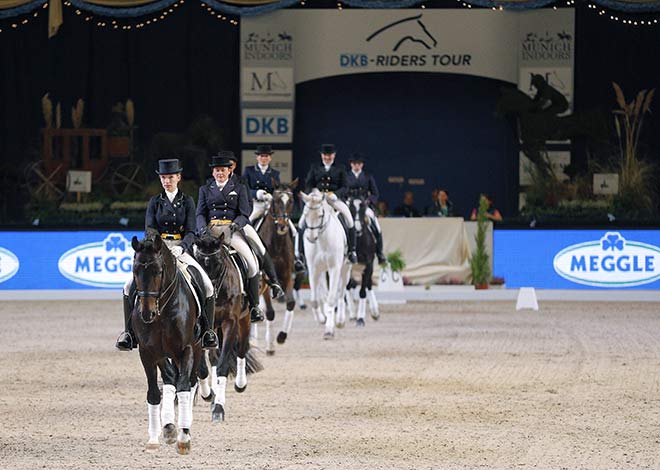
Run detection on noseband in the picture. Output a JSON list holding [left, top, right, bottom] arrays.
[[305, 202, 329, 242]]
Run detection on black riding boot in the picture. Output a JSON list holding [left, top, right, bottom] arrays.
[[294, 227, 307, 274], [115, 293, 136, 351], [247, 275, 265, 323], [260, 251, 285, 300], [372, 224, 387, 265], [347, 226, 358, 264], [201, 296, 218, 349]]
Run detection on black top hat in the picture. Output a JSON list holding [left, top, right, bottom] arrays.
[[156, 158, 183, 175], [320, 144, 336, 154], [255, 144, 274, 155], [349, 152, 367, 163], [209, 151, 234, 168]]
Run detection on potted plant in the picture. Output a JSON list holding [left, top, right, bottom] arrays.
[[470, 195, 491, 289], [379, 250, 406, 291]]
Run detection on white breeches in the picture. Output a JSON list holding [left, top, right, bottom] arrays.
[[243, 224, 266, 257], [365, 207, 381, 232], [249, 196, 271, 223], [229, 233, 259, 278], [327, 198, 354, 228]]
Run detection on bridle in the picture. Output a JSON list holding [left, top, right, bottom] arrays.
[[304, 200, 329, 242], [134, 254, 178, 319], [272, 189, 293, 233]]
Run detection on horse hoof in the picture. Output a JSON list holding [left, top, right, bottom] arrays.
[[356, 319, 365, 327], [299, 303, 307, 310], [234, 384, 247, 393], [145, 440, 159, 452], [323, 332, 334, 340], [176, 440, 191, 455], [370, 313, 380, 321], [276, 332, 287, 344], [211, 404, 225, 422], [266, 349, 275, 356], [201, 390, 215, 403], [336, 322, 345, 329], [163, 424, 176, 445]]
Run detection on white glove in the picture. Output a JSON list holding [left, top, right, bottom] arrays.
[[326, 192, 338, 203], [170, 245, 184, 258], [256, 189, 267, 200]]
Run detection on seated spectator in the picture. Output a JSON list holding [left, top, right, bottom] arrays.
[[376, 200, 389, 217], [425, 188, 454, 217], [470, 194, 503, 222], [394, 191, 421, 218]]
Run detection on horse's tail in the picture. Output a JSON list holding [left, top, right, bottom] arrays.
[[225, 344, 264, 377]]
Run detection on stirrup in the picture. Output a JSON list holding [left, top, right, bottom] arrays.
[[377, 253, 387, 265], [250, 306, 264, 323], [270, 282, 285, 300], [202, 330, 218, 349], [115, 331, 134, 351], [348, 251, 358, 264], [294, 258, 306, 274]]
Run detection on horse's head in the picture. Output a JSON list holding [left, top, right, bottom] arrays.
[[272, 178, 298, 235], [131, 234, 169, 324], [194, 233, 226, 281], [348, 194, 368, 234]]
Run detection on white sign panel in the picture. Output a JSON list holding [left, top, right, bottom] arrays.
[[241, 149, 293, 183], [242, 108, 293, 143], [593, 173, 619, 195], [0, 247, 20, 283], [66, 170, 92, 193], [554, 232, 660, 287], [242, 67, 295, 102], [58, 233, 133, 288], [519, 151, 570, 186]]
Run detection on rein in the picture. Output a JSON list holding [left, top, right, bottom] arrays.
[[305, 202, 329, 242]]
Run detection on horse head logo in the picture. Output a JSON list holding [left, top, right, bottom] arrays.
[[366, 14, 438, 52]]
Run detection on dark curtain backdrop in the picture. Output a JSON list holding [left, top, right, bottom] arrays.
[[1, 4, 660, 223]]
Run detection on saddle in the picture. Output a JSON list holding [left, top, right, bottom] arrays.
[[176, 258, 203, 315]]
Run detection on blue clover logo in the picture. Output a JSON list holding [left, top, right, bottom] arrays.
[[105, 235, 126, 252], [601, 233, 624, 251]]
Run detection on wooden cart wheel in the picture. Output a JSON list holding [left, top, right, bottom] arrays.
[[111, 162, 146, 196], [23, 161, 65, 202]]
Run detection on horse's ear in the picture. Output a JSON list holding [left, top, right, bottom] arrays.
[[218, 232, 225, 244], [299, 191, 309, 203], [271, 177, 278, 189], [154, 235, 162, 251], [290, 177, 299, 190], [131, 236, 141, 252]]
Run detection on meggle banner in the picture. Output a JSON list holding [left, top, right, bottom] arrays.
[[0, 231, 141, 290], [495, 230, 660, 289], [243, 9, 527, 84]]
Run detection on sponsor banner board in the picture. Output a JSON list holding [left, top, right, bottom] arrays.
[[495, 230, 660, 289], [0, 232, 141, 290], [242, 108, 293, 143]]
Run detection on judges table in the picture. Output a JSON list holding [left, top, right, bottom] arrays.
[[376, 218, 493, 285]]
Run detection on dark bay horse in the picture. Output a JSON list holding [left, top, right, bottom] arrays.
[[131, 232, 202, 454], [257, 179, 298, 354], [347, 194, 380, 326], [194, 230, 262, 423]]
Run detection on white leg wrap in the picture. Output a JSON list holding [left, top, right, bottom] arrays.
[[358, 298, 367, 320], [250, 323, 258, 340], [147, 403, 161, 442], [347, 291, 356, 319], [177, 391, 192, 429], [283, 309, 294, 334], [324, 303, 335, 334], [368, 290, 379, 315], [199, 376, 211, 399], [236, 357, 247, 389], [161, 384, 176, 426], [266, 320, 275, 352], [214, 376, 227, 406]]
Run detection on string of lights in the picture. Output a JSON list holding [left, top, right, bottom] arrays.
[[0, 2, 46, 34], [63, 0, 184, 30]]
